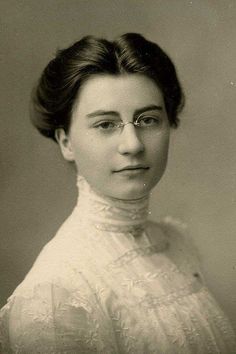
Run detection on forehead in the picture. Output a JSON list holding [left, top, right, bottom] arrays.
[[72, 74, 164, 115]]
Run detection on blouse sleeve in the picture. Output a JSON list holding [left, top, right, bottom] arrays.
[[0, 282, 57, 353], [158, 216, 236, 351], [0, 280, 116, 354]]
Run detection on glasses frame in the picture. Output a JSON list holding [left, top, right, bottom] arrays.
[[109, 112, 163, 131]]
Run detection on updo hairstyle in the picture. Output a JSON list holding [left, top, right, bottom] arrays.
[[31, 33, 184, 142]]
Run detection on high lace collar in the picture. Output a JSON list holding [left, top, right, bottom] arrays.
[[75, 175, 150, 234]]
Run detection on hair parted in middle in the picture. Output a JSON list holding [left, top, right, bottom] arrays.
[[31, 33, 184, 142]]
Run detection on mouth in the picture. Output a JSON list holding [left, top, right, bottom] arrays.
[[114, 166, 150, 173]]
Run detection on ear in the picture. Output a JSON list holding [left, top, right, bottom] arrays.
[[55, 129, 75, 161]]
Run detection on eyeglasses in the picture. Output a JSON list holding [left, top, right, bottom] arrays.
[[94, 114, 165, 135]]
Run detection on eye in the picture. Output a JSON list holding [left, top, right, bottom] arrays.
[[95, 121, 117, 130], [136, 115, 162, 127]]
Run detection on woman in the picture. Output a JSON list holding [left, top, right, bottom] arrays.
[[0, 33, 235, 353]]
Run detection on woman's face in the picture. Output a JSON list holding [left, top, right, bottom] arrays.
[[57, 74, 170, 200]]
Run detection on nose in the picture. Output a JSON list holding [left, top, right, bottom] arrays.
[[117, 122, 144, 155]]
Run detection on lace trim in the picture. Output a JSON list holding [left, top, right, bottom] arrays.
[[138, 281, 204, 309], [94, 222, 146, 234], [119, 268, 195, 293], [111, 308, 135, 353], [106, 243, 168, 271], [90, 201, 149, 222]]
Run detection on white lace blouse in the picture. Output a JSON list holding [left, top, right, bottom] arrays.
[[0, 175, 235, 353]]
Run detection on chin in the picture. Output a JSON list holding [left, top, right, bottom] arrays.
[[111, 184, 151, 201]]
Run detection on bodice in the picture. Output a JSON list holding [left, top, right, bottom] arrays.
[[0, 175, 235, 353]]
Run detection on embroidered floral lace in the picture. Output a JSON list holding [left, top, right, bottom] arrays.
[[0, 175, 235, 353]]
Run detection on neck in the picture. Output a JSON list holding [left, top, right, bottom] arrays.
[[75, 175, 150, 234]]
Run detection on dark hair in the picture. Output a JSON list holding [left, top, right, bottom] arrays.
[[31, 33, 184, 142]]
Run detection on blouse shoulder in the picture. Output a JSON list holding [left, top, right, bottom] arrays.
[[0, 220, 109, 353], [155, 216, 204, 281]]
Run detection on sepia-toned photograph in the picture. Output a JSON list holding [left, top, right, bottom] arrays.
[[0, 1, 236, 353]]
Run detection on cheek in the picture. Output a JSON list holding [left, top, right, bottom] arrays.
[[149, 133, 170, 161], [71, 136, 110, 173], [148, 135, 170, 187]]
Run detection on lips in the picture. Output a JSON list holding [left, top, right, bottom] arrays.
[[115, 165, 149, 172]]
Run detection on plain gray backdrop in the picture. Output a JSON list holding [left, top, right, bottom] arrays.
[[1, 0, 236, 331]]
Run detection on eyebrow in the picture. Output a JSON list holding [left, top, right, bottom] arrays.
[[86, 105, 163, 119]]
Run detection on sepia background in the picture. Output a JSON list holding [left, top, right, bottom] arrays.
[[1, 0, 236, 330]]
